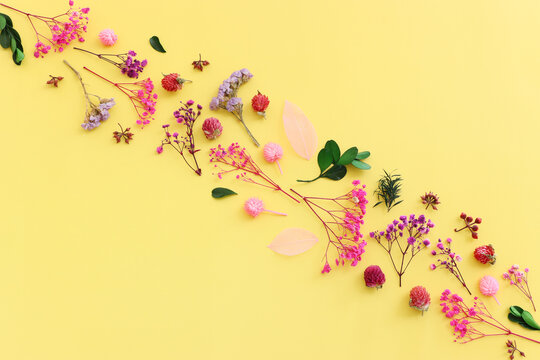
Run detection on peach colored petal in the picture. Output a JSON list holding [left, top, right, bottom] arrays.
[[268, 228, 318, 256], [282, 100, 317, 160]]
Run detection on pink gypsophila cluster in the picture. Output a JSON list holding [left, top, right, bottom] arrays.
[[439, 289, 540, 344], [209, 143, 298, 202], [430, 238, 471, 295], [503, 265, 536, 312], [369, 214, 434, 286], [84, 67, 157, 126], [290, 180, 369, 274], [0, 1, 90, 58]]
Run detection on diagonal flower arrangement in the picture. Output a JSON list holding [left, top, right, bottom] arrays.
[[2, 1, 539, 357]]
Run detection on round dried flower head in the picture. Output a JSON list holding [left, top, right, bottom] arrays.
[[98, 29, 117, 46], [263, 142, 283, 164], [479, 275, 500, 304], [364, 265, 386, 289], [474, 244, 496, 265], [251, 91, 270, 118], [161, 73, 190, 92], [202, 118, 223, 140], [409, 286, 431, 313], [243, 197, 286, 218]]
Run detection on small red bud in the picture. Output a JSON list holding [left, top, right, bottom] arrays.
[[472, 232, 478, 239], [475, 217, 482, 224], [460, 212, 467, 219], [471, 225, 479, 231], [466, 216, 473, 223]]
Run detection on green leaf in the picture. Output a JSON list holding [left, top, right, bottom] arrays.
[[149, 36, 166, 53], [10, 36, 15, 52], [510, 306, 525, 318], [522, 311, 540, 330], [0, 29, 10, 48], [321, 165, 347, 180], [211, 187, 237, 199], [508, 313, 523, 323], [324, 140, 340, 163], [0, 15, 6, 31], [337, 147, 358, 165], [317, 148, 333, 172], [356, 151, 371, 160], [352, 159, 371, 170], [1, 13, 12, 27], [13, 47, 23, 65]]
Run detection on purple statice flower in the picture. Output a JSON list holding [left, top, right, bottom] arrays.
[[74, 48, 147, 79], [210, 68, 259, 146]]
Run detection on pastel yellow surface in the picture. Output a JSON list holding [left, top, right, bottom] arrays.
[[0, 0, 539, 359]]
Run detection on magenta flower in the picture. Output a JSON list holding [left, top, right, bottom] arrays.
[[502, 264, 536, 312], [431, 239, 471, 295], [74, 48, 147, 78]]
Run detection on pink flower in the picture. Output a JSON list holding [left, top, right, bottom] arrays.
[[99, 29, 118, 46], [156, 146, 163, 154], [364, 265, 386, 289], [202, 117, 223, 140], [409, 286, 431, 313], [430, 264, 436, 270], [244, 197, 264, 217], [321, 262, 331, 274]]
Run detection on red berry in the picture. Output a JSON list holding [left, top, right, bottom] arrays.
[[471, 225, 479, 231], [475, 217, 482, 224], [460, 212, 467, 219], [472, 232, 478, 239], [466, 216, 473, 223]]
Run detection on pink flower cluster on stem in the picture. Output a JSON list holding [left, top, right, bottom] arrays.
[[503, 265, 536, 312], [369, 214, 434, 287], [209, 143, 299, 203], [430, 238, 471, 295], [83, 67, 157, 127], [289, 180, 369, 274], [440, 289, 540, 344], [0, 1, 89, 58]]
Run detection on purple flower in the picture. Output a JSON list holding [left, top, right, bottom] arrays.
[[226, 97, 242, 112], [407, 237, 416, 245], [423, 239, 431, 247], [210, 97, 220, 110]]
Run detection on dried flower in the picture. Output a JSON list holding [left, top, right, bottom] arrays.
[[439, 289, 540, 344], [112, 123, 133, 144], [0, 1, 89, 58], [46, 75, 63, 87], [64, 60, 115, 130], [409, 286, 431, 313], [369, 214, 434, 286], [84, 67, 157, 127], [474, 244, 496, 265], [209, 69, 260, 146], [75, 48, 147, 78], [161, 73, 191, 92], [374, 170, 403, 212], [192, 53, 209, 71], [455, 212, 481, 239], [209, 143, 298, 202], [158, 101, 203, 176], [290, 180, 369, 274], [263, 142, 283, 174], [421, 191, 440, 210], [506, 339, 526, 359], [430, 238, 471, 295], [251, 91, 270, 118], [503, 265, 536, 312], [479, 275, 500, 304], [98, 29, 117, 46], [202, 117, 223, 140], [244, 197, 286, 217], [364, 265, 386, 289]]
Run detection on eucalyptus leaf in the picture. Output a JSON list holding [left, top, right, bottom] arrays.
[[522, 311, 540, 330], [356, 151, 371, 160], [352, 159, 371, 170], [0, 15, 6, 31], [2, 13, 12, 27], [0, 30, 10, 48], [13, 48, 23, 64], [321, 165, 347, 180], [149, 36, 166, 53], [510, 306, 525, 317], [317, 148, 333, 172], [212, 187, 237, 199], [508, 313, 523, 323], [10, 36, 15, 52], [337, 147, 358, 165], [324, 140, 340, 163]]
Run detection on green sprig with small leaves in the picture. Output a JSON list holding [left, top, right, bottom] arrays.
[[0, 13, 24, 65], [297, 140, 371, 183], [509, 306, 540, 331], [374, 170, 403, 211]]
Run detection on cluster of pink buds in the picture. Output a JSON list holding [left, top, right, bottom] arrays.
[[455, 212, 482, 239], [0, 1, 90, 58], [503, 265, 536, 312], [84, 67, 157, 126], [430, 238, 471, 295], [290, 180, 369, 274]]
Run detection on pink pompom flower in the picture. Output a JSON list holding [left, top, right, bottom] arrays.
[[244, 197, 287, 218], [479, 275, 500, 305], [99, 29, 117, 46], [364, 265, 386, 289], [409, 286, 431, 314], [202, 117, 223, 140], [263, 142, 284, 174]]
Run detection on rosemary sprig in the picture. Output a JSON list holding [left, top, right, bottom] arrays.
[[374, 170, 403, 211]]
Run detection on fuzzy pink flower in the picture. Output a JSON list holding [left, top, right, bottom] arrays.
[[263, 142, 283, 173], [479, 275, 500, 304], [410, 286, 431, 313], [244, 197, 286, 218], [98, 29, 117, 46], [202, 117, 223, 140], [364, 265, 386, 289]]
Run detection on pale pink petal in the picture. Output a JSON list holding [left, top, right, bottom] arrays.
[[268, 228, 318, 256], [282, 100, 317, 160]]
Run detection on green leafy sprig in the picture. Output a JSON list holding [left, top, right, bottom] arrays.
[[297, 140, 371, 182], [0, 13, 24, 65], [509, 306, 540, 331], [374, 170, 403, 211]]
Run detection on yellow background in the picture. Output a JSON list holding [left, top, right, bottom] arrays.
[[0, 0, 539, 358]]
